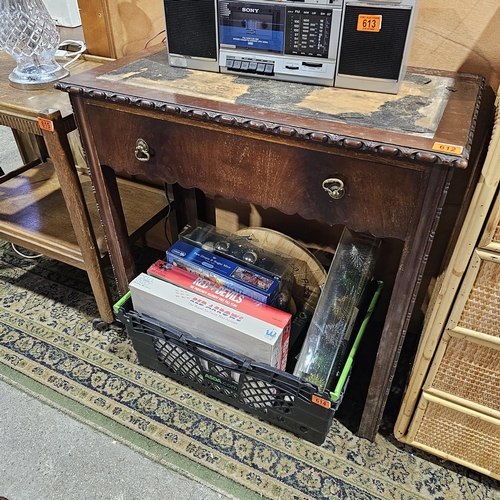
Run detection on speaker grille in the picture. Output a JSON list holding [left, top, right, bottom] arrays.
[[164, 0, 217, 60], [338, 5, 412, 81]]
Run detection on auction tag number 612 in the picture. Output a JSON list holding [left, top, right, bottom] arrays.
[[432, 142, 464, 155]]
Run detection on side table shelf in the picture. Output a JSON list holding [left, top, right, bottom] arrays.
[[0, 161, 167, 309]]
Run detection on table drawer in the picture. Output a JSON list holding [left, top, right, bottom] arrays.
[[86, 105, 426, 239]]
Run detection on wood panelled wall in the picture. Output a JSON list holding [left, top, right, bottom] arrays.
[[78, 0, 165, 59]]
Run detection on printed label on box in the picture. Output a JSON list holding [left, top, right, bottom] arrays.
[[166, 241, 280, 305]]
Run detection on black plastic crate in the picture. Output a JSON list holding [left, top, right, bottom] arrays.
[[114, 281, 382, 445]]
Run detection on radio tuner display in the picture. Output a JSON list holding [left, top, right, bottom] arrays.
[[284, 8, 332, 58], [219, 2, 285, 53]]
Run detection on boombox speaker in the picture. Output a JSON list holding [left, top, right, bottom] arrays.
[[335, 0, 420, 94], [164, 0, 219, 72]]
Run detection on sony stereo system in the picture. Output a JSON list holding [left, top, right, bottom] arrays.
[[163, 0, 420, 94]]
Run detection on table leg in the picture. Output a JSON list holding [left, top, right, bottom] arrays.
[[38, 108, 114, 324], [172, 184, 215, 232], [358, 165, 455, 440], [71, 97, 135, 297], [12, 128, 48, 164]]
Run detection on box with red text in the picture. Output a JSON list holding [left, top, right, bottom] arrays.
[[148, 259, 291, 333], [129, 272, 290, 369], [165, 240, 280, 305]]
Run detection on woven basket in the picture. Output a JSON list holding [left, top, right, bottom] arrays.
[[493, 223, 500, 246]]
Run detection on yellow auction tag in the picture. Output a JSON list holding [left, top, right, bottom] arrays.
[[312, 394, 331, 409], [432, 142, 464, 155], [357, 15, 382, 32]]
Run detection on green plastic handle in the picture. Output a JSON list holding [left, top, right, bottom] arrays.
[[330, 280, 384, 402], [113, 290, 131, 313]]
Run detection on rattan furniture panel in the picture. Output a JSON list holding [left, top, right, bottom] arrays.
[[455, 252, 500, 336], [493, 224, 500, 246], [426, 332, 500, 416], [396, 91, 500, 479], [409, 396, 500, 478]]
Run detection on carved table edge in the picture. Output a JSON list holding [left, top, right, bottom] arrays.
[[56, 81, 486, 170]]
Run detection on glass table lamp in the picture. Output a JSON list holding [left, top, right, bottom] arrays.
[[0, 0, 69, 89]]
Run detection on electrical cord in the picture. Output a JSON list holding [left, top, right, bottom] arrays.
[[11, 243, 42, 259], [163, 185, 173, 246], [56, 39, 87, 69], [144, 30, 166, 49]]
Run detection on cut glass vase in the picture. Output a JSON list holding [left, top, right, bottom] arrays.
[[0, 0, 69, 89]]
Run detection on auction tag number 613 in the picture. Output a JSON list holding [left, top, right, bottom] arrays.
[[357, 14, 382, 32]]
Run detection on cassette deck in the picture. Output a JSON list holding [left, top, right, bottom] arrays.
[[164, 0, 420, 93]]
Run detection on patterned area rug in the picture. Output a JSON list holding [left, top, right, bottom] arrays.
[[0, 240, 499, 500]]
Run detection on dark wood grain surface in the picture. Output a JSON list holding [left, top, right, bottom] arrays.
[[58, 45, 484, 169], [99, 50, 453, 137], [58, 45, 491, 441]]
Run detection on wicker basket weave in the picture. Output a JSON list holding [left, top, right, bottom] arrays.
[[414, 400, 500, 476], [493, 224, 500, 245], [430, 335, 500, 412], [458, 259, 500, 337], [396, 91, 500, 480]]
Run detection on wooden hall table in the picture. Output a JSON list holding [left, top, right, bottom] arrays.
[[0, 52, 168, 326], [57, 45, 492, 440]]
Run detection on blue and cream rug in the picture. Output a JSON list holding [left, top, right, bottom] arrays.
[[0, 240, 499, 500]]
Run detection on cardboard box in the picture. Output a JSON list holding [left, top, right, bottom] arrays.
[[129, 273, 289, 369], [148, 259, 291, 356]]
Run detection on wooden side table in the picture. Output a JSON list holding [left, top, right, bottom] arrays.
[[57, 45, 493, 439], [0, 52, 168, 326]]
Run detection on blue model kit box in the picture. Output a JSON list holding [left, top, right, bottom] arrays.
[[166, 240, 280, 305]]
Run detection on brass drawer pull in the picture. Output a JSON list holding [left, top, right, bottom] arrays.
[[322, 178, 345, 200], [134, 138, 151, 162]]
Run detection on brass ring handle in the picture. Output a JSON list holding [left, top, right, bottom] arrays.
[[134, 138, 151, 162], [322, 178, 345, 200]]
